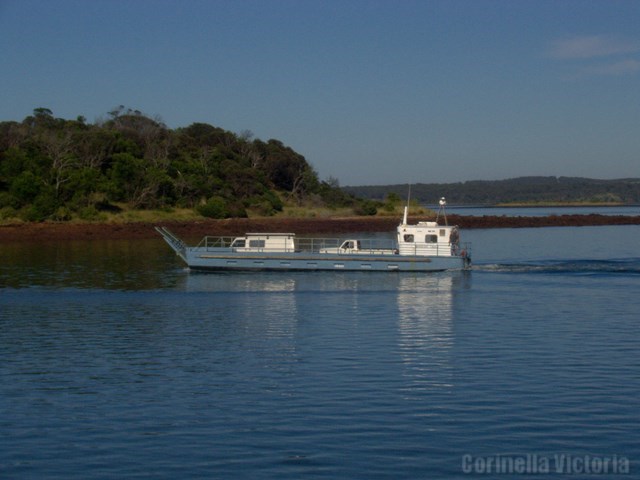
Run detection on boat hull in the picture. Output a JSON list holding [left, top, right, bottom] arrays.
[[184, 249, 468, 272]]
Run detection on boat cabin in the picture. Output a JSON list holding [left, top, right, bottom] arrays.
[[397, 221, 460, 256]]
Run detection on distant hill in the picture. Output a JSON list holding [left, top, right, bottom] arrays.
[[343, 177, 640, 205]]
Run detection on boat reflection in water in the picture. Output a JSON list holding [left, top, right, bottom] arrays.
[[181, 270, 465, 294], [396, 274, 462, 394], [180, 272, 465, 383]]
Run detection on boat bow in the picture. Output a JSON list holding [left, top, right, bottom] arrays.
[[155, 227, 187, 263]]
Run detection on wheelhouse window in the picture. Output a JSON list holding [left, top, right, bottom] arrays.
[[231, 239, 246, 248], [425, 234, 438, 243], [403, 234, 414, 242]]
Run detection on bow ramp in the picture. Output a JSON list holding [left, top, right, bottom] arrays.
[[155, 227, 187, 262]]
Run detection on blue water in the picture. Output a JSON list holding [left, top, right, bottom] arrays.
[[1, 226, 639, 478], [438, 205, 640, 217]]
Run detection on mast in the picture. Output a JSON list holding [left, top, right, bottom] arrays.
[[436, 197, 448, 226], [402, 184, 411, 225]]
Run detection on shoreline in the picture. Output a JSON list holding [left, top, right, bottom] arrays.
[[1, 214, 639, 242]]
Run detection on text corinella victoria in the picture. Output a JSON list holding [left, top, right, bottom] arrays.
[[462, 453, 630, 475]]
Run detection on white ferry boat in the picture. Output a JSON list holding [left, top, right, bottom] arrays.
[[156, 202, 471, 272]]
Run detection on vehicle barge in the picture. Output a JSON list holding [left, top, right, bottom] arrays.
[[156, 203, 471, 272]]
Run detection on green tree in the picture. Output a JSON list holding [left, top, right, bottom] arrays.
[[10, 171, 42, 204], [354, 199, 378, 216], [0, 108, 359, 221], [383, 191, 402, 212]]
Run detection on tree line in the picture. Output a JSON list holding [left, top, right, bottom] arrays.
[[0, 107, 367, 221], [344, 176, 640, 205]]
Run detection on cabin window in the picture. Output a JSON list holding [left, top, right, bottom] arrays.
[[231, 239, 245, 248], [249, 239, 265, 248], [403, 234, 414, 242], [439, 229, 446, 237], [425, 234, 438, 243]]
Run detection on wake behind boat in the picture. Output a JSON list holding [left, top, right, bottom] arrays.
[[156, 200, 471, 272]]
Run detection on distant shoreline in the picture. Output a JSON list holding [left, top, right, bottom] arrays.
[[492, 202, 630, 207], [1, 214, 639, 242]]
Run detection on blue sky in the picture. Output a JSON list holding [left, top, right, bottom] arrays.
[[1, 0, 639, 185]]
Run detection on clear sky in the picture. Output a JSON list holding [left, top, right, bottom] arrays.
[[1, 0, 639, 185]]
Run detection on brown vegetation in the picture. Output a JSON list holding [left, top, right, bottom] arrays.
[[1, 214, 638, 243]]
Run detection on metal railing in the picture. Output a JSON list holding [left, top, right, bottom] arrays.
[[397, 241, 472, 257], [298, 238, 397, 254], [192, 236, 398, 254], [196, 236, 237, 249], [155, 227, 188, 261]]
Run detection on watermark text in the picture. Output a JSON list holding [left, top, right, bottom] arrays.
[[462, 453, 630, 475]]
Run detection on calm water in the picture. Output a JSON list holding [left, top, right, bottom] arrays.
[[1, 226, 639, 479], [438, 205, 640, 217]]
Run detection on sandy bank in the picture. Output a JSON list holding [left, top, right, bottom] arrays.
[[1, 214, 639, 242]]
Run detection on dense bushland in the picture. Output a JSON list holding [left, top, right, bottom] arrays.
[[0, 107, 363, 221]]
